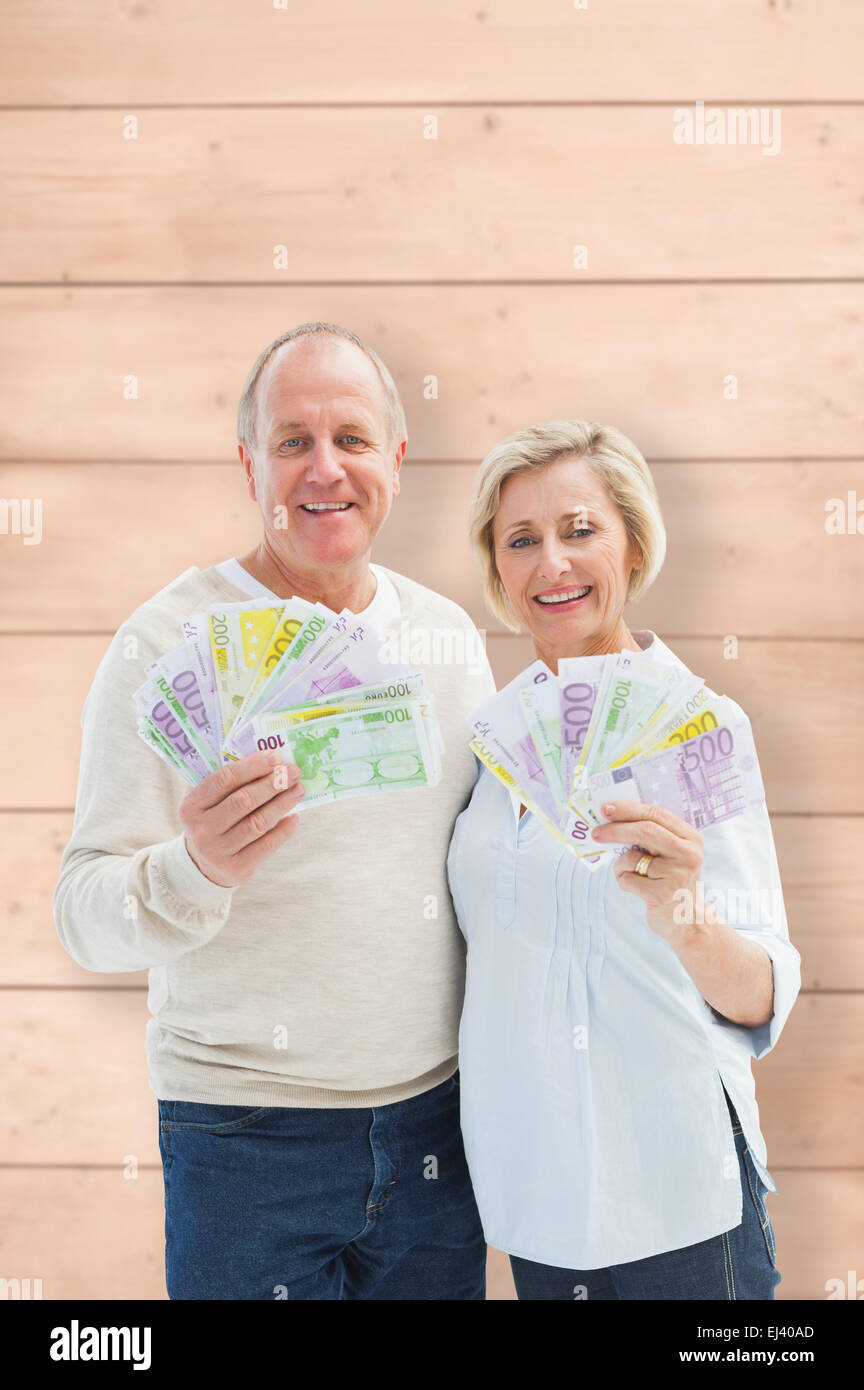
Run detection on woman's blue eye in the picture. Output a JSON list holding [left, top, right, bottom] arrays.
[[510, 529, 592, 548]]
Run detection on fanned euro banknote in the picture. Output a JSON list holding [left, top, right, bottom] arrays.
[[135, 597, 443, 808], [470, 649, 765, 870]]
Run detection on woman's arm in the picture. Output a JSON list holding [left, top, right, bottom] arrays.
[[590, 798, 776, 1027], [664, 895, 774, 1027]]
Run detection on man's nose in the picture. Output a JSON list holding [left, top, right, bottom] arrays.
[[303, 442, 347, 486]]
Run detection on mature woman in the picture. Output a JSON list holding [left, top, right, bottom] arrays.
[[447, 420, 801, 1300]]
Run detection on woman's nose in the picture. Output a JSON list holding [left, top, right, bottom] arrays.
[[535, 540, 572, 583]]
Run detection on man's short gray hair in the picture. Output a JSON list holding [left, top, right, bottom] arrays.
[[237, 321, 408, 451]]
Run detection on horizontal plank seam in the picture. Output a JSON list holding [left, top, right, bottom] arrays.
[[4, 278, 864, 289], [5, 457, 863, 466], [0, 1163, 165, 1170], [2, 100, 863, 111]]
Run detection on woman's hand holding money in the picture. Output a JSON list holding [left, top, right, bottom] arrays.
[[592, 799, 705, 944], [592, 799, 774, 1026]]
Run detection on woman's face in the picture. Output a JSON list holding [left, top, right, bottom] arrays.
[[493, 455, 642, 655]]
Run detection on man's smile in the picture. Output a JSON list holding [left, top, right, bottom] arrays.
[[299, 501, 355, 513]]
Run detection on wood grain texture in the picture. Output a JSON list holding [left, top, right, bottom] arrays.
[[767, 1171, 864, 1301], [1, 286, 862, 461], [1, 991, 158, 1165], [2, 459, 862, 637], [0, 1168, 167, 1301], [2, 106, 861, 281], [0, 991, 853, 1166], [774, 817, 864, 992], [754, 994, 864, 1170], [0, 813, 148, 988], [1, 1, 861, 104]]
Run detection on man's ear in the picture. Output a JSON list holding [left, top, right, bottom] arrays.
[[238, 442, 257, 501], [390, 437, 407, 498]]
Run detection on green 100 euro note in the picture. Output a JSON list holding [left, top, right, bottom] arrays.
[[252, 699, 442, 808]]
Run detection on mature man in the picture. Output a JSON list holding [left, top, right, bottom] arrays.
[[54, 322, 496, 1300]]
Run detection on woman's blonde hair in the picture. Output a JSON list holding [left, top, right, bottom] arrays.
[[469, 419, 666, 633]]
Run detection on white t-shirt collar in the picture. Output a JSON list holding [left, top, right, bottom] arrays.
[[215, 557, 401, 635]]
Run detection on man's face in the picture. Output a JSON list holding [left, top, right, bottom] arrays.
[[239, 336, 405, 572]]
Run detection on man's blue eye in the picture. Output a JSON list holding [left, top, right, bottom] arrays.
[[342, 435, 362, 445]]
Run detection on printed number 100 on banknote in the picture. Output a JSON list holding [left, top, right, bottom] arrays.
[[255, 701, 441, 807]]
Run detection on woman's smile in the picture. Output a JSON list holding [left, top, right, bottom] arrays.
[[532, 583, 593, 611]]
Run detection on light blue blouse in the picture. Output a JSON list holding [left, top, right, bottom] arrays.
[[446, 629, 801, 1270]]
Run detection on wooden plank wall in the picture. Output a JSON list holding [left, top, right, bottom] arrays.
[[1, 1, 862, 1302]]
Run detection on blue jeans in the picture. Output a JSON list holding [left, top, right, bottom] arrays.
[[509, 1091, 781, 1300], [157, 1072, 486, 1300]]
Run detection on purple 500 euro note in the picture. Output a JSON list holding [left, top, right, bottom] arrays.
[[588, 718, 764, 833]]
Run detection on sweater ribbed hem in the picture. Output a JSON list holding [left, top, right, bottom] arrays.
[[153, 1054, 459, 1110]]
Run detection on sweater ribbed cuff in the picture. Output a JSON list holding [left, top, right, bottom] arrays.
[[156, 833, 237, 911]]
